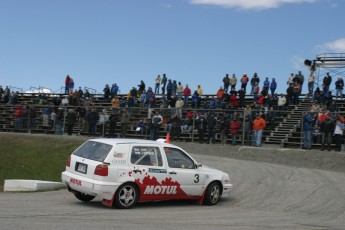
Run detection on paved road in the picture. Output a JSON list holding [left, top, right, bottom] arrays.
[[1, 154, 345, 230]]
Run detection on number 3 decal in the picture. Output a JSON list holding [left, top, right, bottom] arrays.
[[194, 174, 199, 183]]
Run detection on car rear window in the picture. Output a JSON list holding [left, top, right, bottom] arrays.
[[73, 141, 112, 162]]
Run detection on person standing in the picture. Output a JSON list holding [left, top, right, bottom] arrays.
[[320, 115, 335, 151], [308, 74, 316, 96], [230, 74, 237, 92], [66, 109, 77, 135], [108, 110, 120, 138], [334, 115, 344, 152], [323, 73, 332, 91], [240, 73, 249, 92], [170, 113, 181, 142], [65, 75, 71, 94], [270, 78, 277, 95], [219, 113, 230, 145], [335, 77, 344, 100], [183, 84, 191, 107], [250, 73, 260, 94], [154, 75, 161, 94], [230, 116, 241, 145], [302, 112, 314, 149], [87, 108, 99, 136], [151, 110, 163, 140], [120, 108, 130, 138], [207, 113, 217, 144], [99, 110, 109, 137], [161, 74, 167, 95], [223, 74, 230, 93], [196, 113, 206, 143], [252, 114, 266, 147]]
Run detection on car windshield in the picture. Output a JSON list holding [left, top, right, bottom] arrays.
[[74, 141, 112, 162]]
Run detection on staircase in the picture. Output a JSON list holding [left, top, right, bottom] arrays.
[[265, 100, 310, 146]]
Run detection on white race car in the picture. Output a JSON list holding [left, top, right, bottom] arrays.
[[61, 138, 233, 209]]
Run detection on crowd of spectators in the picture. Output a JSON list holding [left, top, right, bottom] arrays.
[[1, 71, 344, 149]]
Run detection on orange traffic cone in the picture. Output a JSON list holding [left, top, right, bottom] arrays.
[[166, 132, 170, 143]]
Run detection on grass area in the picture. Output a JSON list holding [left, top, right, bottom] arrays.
[[0, 133, 87, 192]]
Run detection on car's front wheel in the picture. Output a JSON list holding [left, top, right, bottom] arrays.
[[114, 183, 139, 209], [204, 182, 221, 205], [74, 192, 95, 202]]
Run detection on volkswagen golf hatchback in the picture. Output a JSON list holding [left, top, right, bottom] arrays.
[[61, 138, 233, 209]]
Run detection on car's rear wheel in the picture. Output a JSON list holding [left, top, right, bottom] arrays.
[[74, 192, 95, 202], [204, 182, 221, 205], [114, 183, 139, 209]]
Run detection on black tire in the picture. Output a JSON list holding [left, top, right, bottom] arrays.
[[203, 182, 221, 205], [74, 192, 95, 202], [114, 183, 139, 209]]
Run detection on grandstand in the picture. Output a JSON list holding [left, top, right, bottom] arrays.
[[1, 91, 344, 150]]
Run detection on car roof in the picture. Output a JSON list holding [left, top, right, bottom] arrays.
[[87, 138, 178, 148]]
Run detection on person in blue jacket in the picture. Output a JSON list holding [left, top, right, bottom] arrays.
[[302, 112, 314, 149]]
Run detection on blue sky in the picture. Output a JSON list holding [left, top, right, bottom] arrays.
[[1, 0, 344, 94]]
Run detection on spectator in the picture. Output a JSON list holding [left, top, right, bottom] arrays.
[[41, 106, 51, 127], [302, 112, 314, 150], [219, 113, 230, 145], [68, 78, 74, 94], [253, 82, 260, 102], [192, 90, 199, 109], [166, 79, 172, 100], [207, 113, 217, 144], [270, 78, 277, 95], [120, 108, 130, 138], [0, 85, 3, 103], [14, 106, 23, 129], [250, 73, 260, 94], [65, 75, 71, 94], [230, 116, 241, 145], [4, 86, 10, 104], [263, 77, 270, 93], [238, 88, 246, 109], [308, 74, 316, 96], [312, 124, 321, 144], [103, 84, 111, 101], [175, 97, 184, 118], [252, 114, 266, 147], [176, 82, 184, 98], [230, 74, 237, 91], [243, 115, 252, 145], [320, 114, 334, 151], [334, 115, 344, 152], [335, 77, 344, 99], [155, 75, 161, 94], [287, 73, 294, 86], [151, 110, 163, 140], [240, 73, 249, 92], [183, 84, 191, 107], [196, 113, 206, 143], [277, 94, 286, 116], [161, 74, 167, 95], [230, 91, 239, 108], [87, 108, 99, 136], [197, 85, 203, 108], [323, 73, 332, 91], [111, 96, 120, 111], [136, 119, 145, 135], [138, 80, 145, 94], [170, 113, 181, 142], [223, 74, 230, 93], [111, 83, 119, 98], [171, 80, 177, 98], [66, 109, 77, 135], [296, 71, 304, 89], [99, 109, 109, 137], [50, 109, 57, 130], [292, 82, 301, 105], [181, 117, 193, 133], [216, 86, 224, 108]]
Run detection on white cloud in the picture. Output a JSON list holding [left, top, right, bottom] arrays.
[[189, 0, 317, 10], [291, 56, 304, 71], [319, 38, 345, 53]]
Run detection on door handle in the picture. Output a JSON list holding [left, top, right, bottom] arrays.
[[169, 171, 177, 175], [133, 169, 141, 173]]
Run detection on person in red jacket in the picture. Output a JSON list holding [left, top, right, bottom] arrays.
[[230, 116, 241, 145], [65, 75, 71, 94], [183, 84, 191, 107], [252, 114, 266, 147]]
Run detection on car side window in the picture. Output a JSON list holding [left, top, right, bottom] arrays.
[[164, 147, 195, 169], [131, 146, 163, 166]]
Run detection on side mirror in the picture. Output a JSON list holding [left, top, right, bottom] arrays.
[[195, 163, 202, 168]]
